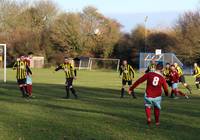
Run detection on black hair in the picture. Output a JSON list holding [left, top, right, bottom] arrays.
[[156, 62, 163, 70], [28, 52, 33, 55]]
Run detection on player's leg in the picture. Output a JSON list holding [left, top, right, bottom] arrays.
[[154, 107, 160, 126], [145, 106, 151, 125], [153, 97, 162, 126], [26, 84, 32, 97], [144, 96, 153, 125], [173, 83, 188, 99], [195, 77, 200, 89], [177, 88, 189, 99], [69, 78, 78, 99], [26, 75, 33, 97], [121, 80, 126, 98], [65, 79, 70, 98], [128, 80, 136, 98], [24, 84, 28, 94], [180, 75, 192, 94], [171, 83, 176, 98], [18, 79, 27, 98], [171, 83, 179, 99], [19, 85, 26, 97], [170, 88, 175, 98]]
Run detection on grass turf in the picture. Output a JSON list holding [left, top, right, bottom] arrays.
[[0, 69, 200, 140]]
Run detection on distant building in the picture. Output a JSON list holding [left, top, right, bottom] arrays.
[[30, 56, 44, 68]]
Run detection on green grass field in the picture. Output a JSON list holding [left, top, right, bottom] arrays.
[[0, 69, 200, 140]]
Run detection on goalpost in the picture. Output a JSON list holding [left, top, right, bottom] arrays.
[[0, 44, 6, 83], [88, 58, 120, 72], [76, 57, 120, 72]]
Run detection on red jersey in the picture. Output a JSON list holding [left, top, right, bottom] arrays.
[[25, 57, 31, 67], [169, 70, 179, 83], [130, 72, 168, 98]]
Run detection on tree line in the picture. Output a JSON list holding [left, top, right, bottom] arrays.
[[0, 0, 199, 67]]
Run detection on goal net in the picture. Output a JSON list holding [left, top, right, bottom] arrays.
[[88, 58, 120, 71], [77, 57, 120, 71], [0, 44, 6, 83], [139, 52, 183, 72]]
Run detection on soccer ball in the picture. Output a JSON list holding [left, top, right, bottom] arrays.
[[94, 28, 101, 35]]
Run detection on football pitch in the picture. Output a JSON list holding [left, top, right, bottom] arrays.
[[0, 69, 200, 140]]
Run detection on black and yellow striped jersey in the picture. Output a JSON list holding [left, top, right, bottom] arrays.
[[55, 63, 77, 78], [145, 63, 156, 73], [13, 60, 32, 80], [194, 66, 200, 78], [163, 67, 170, 78], [175, 65, 183, 76], [120, 64, 135, 81]]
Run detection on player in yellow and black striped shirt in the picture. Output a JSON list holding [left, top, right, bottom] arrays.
[[55, 57, 78, 99], [163, 63, 172, 87], [119, 60, 136, 98], [193, 63, 200, 90], [13, 55, 32, 98], [174, 63, 192, 94]]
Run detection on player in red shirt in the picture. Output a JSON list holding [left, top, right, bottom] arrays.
[[128, 63, 168, 126], [24, 52, 33, 97], [169, 65, 188, 99]]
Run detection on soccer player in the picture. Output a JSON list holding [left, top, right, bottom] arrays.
[[25, 52, 33, 97], [145, 59, 157, 73], [193, 63, 200, 90], [169, 65, 188, 99], [55, 57, 78, 99], [174, 63, 192, 94], [128, 63, 168, 126], [163, 63, 172, 87], [13, 55, 32, 98], [119, 60, 136, 98]]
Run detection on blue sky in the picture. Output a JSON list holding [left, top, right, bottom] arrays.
[[49, 0, 200, 32]]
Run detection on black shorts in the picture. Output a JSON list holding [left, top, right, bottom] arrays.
[[65, 78, 74, 87], [179, 75, 186, 83], [122, 80, 132, 86], [196, 77, 200, 82], [166, 80, 172, 87], [17, 79, 26, 85]]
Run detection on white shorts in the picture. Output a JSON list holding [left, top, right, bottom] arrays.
[[26, 75, 32, 85]]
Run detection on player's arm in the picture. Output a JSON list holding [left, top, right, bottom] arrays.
[[119, 66, 123, 75], [55, 64, 63, 71], [71, 65, 77, 78], [13, 61, 17, 70], [74, 69, 77, 77], [129, 74, 148, 92], [193, 68, 200, 77], [162, 80, 168, 96], [26, 65, 32, 75], [130, 66, 135, 78], [119, 66, 123, 78]]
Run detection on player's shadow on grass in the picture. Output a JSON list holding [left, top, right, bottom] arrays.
[[0, 81, 147, 130], [0, 80, 145, 111], [1, 81, 200, 140]]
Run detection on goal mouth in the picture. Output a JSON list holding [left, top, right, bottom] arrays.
[[77, 57, 120, 72]]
